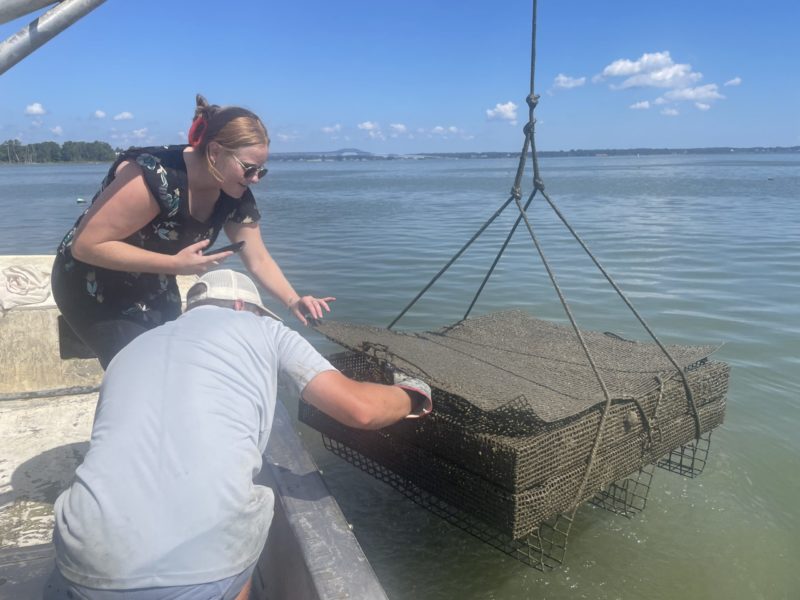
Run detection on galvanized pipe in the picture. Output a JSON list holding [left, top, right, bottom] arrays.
[[0, 1, 57, 26], [0, 0, 107, 76]]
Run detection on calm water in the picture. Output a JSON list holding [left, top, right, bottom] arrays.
[[1, 154, 798, 599]]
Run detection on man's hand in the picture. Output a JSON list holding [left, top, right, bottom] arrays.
[[390, 370, 432, 419]]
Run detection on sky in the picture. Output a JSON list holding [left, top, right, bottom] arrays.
[[1, 0, 798, 154]]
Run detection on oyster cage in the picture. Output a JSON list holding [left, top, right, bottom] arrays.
[[300, 337, 727, 569], [319, 432, 571, 570]]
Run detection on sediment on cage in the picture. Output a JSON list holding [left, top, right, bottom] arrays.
[[301, 311, 729, 566]]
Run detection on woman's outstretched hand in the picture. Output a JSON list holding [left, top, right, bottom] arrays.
[[288, 295, 336, 326], [172, 240, 233, 275]]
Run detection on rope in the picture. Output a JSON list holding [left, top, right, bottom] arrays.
[[387, 196, 516, 330], [464, 190, 536, 320], [535, 186, 702, 440], [386, 0, 703, 540]]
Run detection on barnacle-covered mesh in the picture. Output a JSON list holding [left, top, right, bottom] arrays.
[[300, 310, 728, 548]]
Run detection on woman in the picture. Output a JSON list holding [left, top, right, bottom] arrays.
[[52, 94, 333, 368]]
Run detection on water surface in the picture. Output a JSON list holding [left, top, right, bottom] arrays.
[[1, 153, 797, 599]]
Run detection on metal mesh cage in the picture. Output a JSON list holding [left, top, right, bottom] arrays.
[[300, 312, 728, 566]]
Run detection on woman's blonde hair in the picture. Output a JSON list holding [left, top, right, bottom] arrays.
[[189, 94, 269, 181]]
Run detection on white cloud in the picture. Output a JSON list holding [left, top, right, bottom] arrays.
[[31, 119, 43, 127], [113, 111, 134, 121], [598, 50, 729, 113], [600, 51, 673, 78], [94, 110, 106, 119], [389, 123, 407, 134], [486, 101, 518, 125], [25, 102, 46, 116], [357, 121, 384, 139], [663, 84, 724, 101], [553, 74, 586, 90], [724, 77, 742, 86], [429, 125, 467, 138], [357, 121, 379, 131], [598, 51, 702, 90], [322, 124, 341, 134], [108, 128, 155, 146], [618, 64, 701, 89], [50, 125, 63, 136], [276, 132, 299, 142]]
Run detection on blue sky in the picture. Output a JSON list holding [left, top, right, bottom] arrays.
[[1, 0, 797, 154]]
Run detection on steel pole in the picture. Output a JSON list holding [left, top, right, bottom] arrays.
[[0, 1, 57, 26], [0, 0, 107, 76]]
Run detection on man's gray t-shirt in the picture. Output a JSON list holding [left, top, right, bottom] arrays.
[[53, 306, 335, 589]]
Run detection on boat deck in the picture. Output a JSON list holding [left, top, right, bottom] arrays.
[[0, 391, 95, 594]]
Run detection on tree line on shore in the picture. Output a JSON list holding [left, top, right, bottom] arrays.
[[0, 139, 117, 163]]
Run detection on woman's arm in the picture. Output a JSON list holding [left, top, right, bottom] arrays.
[[225, 221, 334, 325], [71, 162, 230, 275]]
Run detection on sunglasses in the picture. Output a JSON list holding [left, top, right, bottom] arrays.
[[231, 155, 268, 180]]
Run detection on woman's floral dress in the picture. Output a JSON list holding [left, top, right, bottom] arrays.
[[51, 145, 260, 358]]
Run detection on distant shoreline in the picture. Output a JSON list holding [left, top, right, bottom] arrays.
[[271, 146, 800, 161], [1, 144, 797, 165]]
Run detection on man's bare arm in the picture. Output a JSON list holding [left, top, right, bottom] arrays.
[[302, 370, 430, 430]]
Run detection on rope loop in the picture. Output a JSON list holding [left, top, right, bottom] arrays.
[[534, 177, 545, 191], [523, 122, 534, 136], [511, 186, 522, 200], [526, 93, 539, 108]]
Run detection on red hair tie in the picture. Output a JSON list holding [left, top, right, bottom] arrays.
[[188, 116, 208, 147]]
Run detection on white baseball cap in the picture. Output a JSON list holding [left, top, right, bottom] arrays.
[[186, 269, 281, 320]]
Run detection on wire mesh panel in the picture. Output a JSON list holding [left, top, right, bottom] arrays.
[[656, 432, 713, 477], [589, 463, 654, 517]]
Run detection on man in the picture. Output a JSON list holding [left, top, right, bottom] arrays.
[[45, 269, 431, 600]]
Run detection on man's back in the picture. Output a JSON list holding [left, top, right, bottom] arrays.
[[53, 306, 333, 589]]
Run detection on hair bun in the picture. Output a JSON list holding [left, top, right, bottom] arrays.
[[194, 93, 212, 120]]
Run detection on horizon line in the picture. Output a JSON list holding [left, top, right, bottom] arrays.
[[272, 145, 800, 156]]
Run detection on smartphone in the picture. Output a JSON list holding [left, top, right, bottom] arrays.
[[203, 240, 245, 256]]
